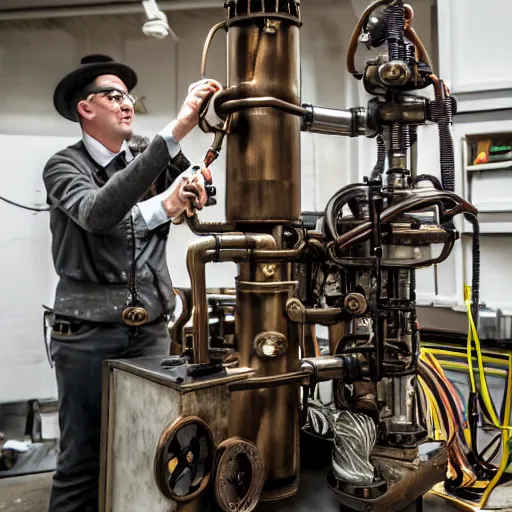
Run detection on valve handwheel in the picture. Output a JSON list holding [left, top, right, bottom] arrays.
[[214, 437, 265, 512]]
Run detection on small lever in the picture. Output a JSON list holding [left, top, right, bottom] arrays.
[[192, 165, 217, 207], [196, 130, 227, 208], [203, 131, 226, 169]]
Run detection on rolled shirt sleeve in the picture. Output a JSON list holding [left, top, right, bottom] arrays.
[[136, 124, 184, 230], [137, 190, 170, 231], [158, 122, 182, 159]]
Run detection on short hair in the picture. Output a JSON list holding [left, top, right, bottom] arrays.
[[72, 79, 97, 122]]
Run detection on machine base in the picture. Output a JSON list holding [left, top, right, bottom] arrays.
[[260, 477, 300, 502]]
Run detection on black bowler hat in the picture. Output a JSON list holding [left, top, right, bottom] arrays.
[[53, 54, 138, 122]]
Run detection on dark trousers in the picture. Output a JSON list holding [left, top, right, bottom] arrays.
[[48, 321, 170, 512]]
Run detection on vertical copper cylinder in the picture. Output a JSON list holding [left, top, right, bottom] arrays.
[[329, 322, 347, 355], [225, 16, 301, 223], [229, 273, 300, 499]]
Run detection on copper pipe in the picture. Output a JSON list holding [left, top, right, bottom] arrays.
[[252, 241, 307, 261], [329, 323, 348, 356], [169, 288, 192, 355], [200, 20, 226, 80], [203, 242, 307, 263], [403, 3, 433, 72], [186, 238, 308, 364], [186, 214, 236, 234], [307, 325, 323, 358], [430, 74, 449, 98], [217, 97, 309, 117], [346, 0, 397, 78], [186, 233, 277, 364], [229, 370, 310, 392], [286, 297, 342, 325]]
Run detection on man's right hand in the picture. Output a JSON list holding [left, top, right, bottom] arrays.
[[171, 79, 222, 142]]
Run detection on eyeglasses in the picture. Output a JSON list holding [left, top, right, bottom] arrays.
[[85, 86, 136, 107]]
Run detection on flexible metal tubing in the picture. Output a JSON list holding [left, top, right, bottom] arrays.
[[332, 191, 477, 250]]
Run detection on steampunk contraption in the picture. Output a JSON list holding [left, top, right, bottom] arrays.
[[100, 1, 478, 511]]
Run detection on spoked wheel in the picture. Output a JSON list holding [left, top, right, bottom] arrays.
[[154, 416, 214, 502]]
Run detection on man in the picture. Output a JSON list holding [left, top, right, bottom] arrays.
[[44, 54, 221, 511]]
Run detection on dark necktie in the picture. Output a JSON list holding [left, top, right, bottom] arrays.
[[102, 151, 128, 181], [114, 150, 128, 171]]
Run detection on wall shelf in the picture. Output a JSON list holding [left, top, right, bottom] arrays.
[[462, 223, 512, 235], [462, 133, 512, 235], [467, 162, 512, 172]]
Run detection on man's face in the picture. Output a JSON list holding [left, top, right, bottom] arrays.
[[82, 74, 135, 140]]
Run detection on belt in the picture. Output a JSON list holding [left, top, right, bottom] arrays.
[[53, 314, 167, 335]]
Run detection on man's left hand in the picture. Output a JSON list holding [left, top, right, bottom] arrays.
[[181, 171, 208, 217], [161, 170, 207, 219]]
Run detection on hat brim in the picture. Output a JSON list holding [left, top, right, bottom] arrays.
[[54, 61, 138, 122]]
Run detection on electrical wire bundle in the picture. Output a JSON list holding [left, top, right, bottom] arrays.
[[418, 290, 512, 510]]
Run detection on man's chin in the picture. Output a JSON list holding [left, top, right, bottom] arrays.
[[123, 127, 134, 140]]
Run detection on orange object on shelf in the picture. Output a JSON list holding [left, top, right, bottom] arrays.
[[473, 151, 489, 165], [473, 139, 491, 165]]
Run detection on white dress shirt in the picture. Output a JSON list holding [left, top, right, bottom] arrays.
[[82, 123, 182, 230]]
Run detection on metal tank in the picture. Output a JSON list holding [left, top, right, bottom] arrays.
[[220, 1, 302, 224]]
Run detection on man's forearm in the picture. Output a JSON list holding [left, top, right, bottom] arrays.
[[82, 136, 172, 231], [137, 186, 180, 230]]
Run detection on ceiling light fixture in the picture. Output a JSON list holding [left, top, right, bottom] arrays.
[[142, 0, 178, 40]]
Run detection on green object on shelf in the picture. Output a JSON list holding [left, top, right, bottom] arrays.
[[490, 145, 512, 154]]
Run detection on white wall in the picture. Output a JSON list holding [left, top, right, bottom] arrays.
[[0, 2, 438, 402]]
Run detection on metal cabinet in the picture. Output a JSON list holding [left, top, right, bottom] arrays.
[[437, 0, 512, 112]]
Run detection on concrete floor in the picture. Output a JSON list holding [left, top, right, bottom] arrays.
[[0, 472, 52, 511], [0, 471, 461, 512]]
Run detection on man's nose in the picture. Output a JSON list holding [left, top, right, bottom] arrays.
[[121, 97, 134, 112]]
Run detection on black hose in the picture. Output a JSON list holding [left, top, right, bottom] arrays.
[[370, 134, 386, 180], [429, 88, 455, 192], [411, 174, 443, 190], [386, 1, 406, 62], [464, 213, 480, 325], [323, 184, 367, 240], [480, 433, 502, 462], [0, 195, 52, 212]]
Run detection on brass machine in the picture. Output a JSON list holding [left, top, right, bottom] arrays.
[[100, 1, 479, 511]]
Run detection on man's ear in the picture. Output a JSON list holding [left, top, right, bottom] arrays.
[[76, 99, 94, 121]]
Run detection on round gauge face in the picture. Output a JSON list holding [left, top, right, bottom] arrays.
[[214, 438, 265, 512], [154, 416, 214, 502]]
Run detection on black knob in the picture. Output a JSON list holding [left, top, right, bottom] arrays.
[[161, 356, 188, 368]]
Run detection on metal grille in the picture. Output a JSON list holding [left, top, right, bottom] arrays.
[[225, 0, 301, 20]]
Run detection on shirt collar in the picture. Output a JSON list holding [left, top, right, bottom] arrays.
[[82, 131, 134, 167]]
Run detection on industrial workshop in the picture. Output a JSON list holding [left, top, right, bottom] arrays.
[[0, 0, 511, 511]]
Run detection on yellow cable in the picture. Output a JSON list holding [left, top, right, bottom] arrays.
[[465, 285, 512, 432], [421, 305, 512, 508], [422, 347, 507, 367], [423, 341, 506, 359], [437, 361, 507, 378], [480, 353, 512, 507], [418, 375, 445, 440]]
